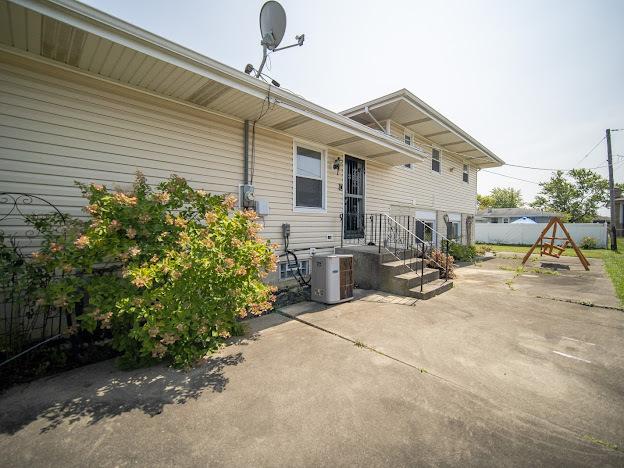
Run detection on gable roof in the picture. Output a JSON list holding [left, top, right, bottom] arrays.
[[0, 0, 426, 166], [342, 89, 504, 168]]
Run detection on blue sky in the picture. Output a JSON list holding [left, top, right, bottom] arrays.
[[83, 0, 624, 208]]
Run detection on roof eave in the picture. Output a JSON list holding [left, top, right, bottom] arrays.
[[11, 0, 424, 164], [341, 89, 505, 168]]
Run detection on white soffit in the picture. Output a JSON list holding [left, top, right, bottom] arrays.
[[1, 0, 426, 166], [342, 90, 504, 168]]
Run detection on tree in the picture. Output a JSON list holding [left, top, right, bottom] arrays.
[[477, 194, 494, 210], [477, 187, 523, 210], [530, 169, 609, 222], [490, 187, 523, 208]]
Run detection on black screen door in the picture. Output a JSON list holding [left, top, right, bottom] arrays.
[[344, 156, 365, 239]]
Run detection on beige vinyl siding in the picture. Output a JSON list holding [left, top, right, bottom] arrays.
[[357, 120, 477, 244], [0, 60, 341, 271], [0, 53, 479, 280]]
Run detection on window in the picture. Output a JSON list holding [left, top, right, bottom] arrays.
[[415, 220, 435, 242], [424, 221, 434, 242], [432, 148, 441, 173], [463, 164, 469, 183], [404, 132, 413, 168], [279, 259, 310, 280], [295, 145, 325, 209], [450, 222, 461, 241]]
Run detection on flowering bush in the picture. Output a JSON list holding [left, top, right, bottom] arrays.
[[32, 173, 277, 367], [427, 248, 455, 279], [580, 236, 597, 250]]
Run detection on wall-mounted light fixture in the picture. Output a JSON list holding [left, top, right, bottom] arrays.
[[333, 157, 342, 174]]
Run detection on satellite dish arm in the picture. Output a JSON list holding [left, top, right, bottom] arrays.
[[256, 43, 269, 77], [273, 34, 304, 51]]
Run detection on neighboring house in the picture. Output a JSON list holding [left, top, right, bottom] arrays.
[[614, 188, 624, 237], [476, 208, 563, 224], [0, 0, 504, 286]]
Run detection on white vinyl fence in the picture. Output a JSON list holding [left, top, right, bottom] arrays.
[[475, 222, 608, 248]]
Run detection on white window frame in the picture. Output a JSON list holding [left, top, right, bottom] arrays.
[[293, 142, 327, 213], [403, 131, 414, 169], [404, 130, 413, 146], [463, 164, 469, 183], [431, 148, 441, 174]]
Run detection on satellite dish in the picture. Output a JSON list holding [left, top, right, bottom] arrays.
[[245, 1, 305, 78], [260, 1, 287, 51]]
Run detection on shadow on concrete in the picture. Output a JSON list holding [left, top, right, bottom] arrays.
[[0, 351, 245, 435], [540, 262, 571, 271]]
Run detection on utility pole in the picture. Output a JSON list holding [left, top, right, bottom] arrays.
[[606, 129, 618, 251]]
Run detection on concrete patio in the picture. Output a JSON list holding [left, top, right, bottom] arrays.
[[0, 253, 622, 466]]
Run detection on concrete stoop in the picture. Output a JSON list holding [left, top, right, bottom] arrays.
[[336, 245, 453, 300]]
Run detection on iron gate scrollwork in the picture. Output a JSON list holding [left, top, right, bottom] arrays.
[[343, 156, 365, 239], [0, 193, 75, 367]]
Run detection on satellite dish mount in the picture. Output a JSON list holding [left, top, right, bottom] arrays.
[[248, 1, 305, 79]]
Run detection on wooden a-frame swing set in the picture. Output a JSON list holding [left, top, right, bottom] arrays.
[[521, 217, 590, 271]]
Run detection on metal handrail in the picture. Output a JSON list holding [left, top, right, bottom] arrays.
[[384, 214, 451, 282], [339, 212, 454, 285], [411, 215, 454, 247]]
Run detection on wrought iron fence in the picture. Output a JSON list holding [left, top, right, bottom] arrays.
[[0, 193, 109, 370]]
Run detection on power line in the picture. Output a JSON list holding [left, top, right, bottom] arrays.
[[483, 158, 624, 185], [481, 170, 541, 185], [576, 135, 606, 164], [504, 155, 624, 172], [490, 134, 611, 172]]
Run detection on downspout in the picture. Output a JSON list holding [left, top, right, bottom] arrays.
[[243, 120, 249, 184], [364, 106, 386, 134]]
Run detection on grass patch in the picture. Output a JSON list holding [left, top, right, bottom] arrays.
[[479, 243, 610, 259], [481, 244, 623, 305], [582, 434, 621, 452], [354, 340, 366, 348], [499, 265, 560, 277], [604, 252, 624, 306]]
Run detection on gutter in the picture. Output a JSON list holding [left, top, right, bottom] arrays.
[[12, 0, 425, 162]]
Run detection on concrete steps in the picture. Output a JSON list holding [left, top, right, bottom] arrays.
[[382, 268, 440, 295], [335, 245, 453, 300], [380, 252, 452, 300], [380, 257, 424, 275], [408, 279, 454, 300]]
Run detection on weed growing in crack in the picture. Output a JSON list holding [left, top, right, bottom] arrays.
[[582, 435, 621, 452]]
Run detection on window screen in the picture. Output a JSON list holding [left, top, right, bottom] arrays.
[[463, 164, 469, 183], [296, 177, 323, 207], [295, 146, 324, 208], [432, 149, 441, 173]]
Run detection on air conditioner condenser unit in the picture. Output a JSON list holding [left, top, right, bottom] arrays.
[[311, 254, 354, 304]]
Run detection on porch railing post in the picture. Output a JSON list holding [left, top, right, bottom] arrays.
[[445, 239, 449, 282], [340, 214, 344, 248], [420, 242, 424, 292], [378, 214, 382, 254]]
